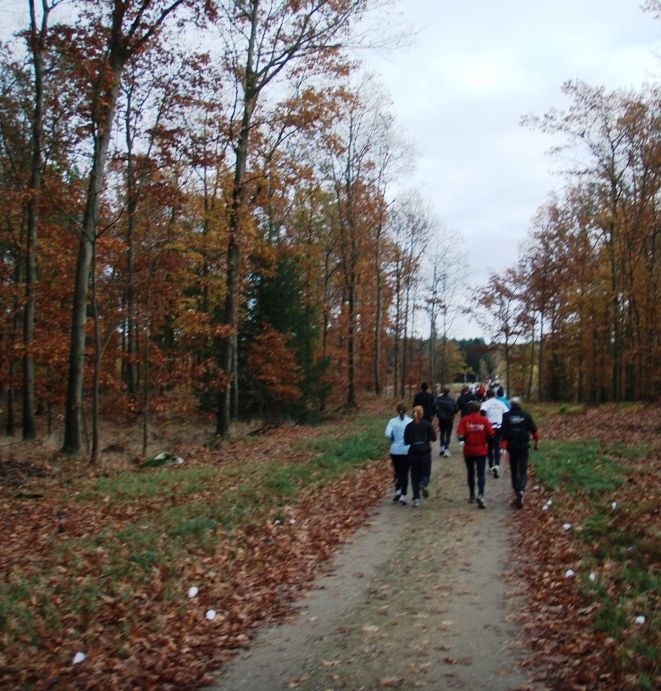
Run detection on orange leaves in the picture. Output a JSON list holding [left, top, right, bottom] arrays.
[[247, 324, 303, 403]]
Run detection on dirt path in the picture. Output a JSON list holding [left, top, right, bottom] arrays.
[[211, 448, 549, 690]]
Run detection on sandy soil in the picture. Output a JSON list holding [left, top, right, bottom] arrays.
[[211, 446, 549, 691]]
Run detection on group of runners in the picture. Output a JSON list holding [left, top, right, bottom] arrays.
[[385, 382, 539, 509]]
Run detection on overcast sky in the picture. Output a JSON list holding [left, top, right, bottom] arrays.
[[362, 0, 661, 338]]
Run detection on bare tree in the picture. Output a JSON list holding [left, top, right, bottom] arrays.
[[424, 227, 467, 387], [388, 192, 430, 397], [21, 0, 68, 439]]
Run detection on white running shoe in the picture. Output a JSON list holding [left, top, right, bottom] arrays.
[[399, 494, 408, 505], [476, 495, 486, 509]]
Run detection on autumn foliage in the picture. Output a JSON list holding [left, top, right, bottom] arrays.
[[0, 1, 436, 451], [481, 81, 661, 406]]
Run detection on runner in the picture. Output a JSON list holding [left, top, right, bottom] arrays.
[[500, 397, 539, 509], [457, 400, 494, 508], [404, 405, 437, 507], [480, 388, 509, 478], [433, 386, 459, 457], [385, 403, 412, 505], [413, 382, 435, 421]]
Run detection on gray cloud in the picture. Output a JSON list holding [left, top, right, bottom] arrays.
[[363, 0, 661, 337]]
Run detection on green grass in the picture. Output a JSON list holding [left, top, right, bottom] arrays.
[[537, 438, 660, 684], [76, 464, 218, 501], [534, 440, 626, 495], [1, 415, 386, 654], [556, 403, 587, 415]]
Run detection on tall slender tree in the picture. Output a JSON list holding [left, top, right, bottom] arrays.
[[212, 0, 383, 433], [62, 0, 194, 453]]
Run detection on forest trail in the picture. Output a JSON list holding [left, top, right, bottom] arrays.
[[211, 446, 549, 690]]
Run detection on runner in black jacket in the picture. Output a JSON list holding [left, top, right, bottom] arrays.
[[500, 397, 539, 509], [404, 405, 437, 507], [413, 382, 435, 421], [457, 385, 476, 417], [433, 386, 459, 457]]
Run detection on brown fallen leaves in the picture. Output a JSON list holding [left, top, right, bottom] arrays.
[[0, 422, 388, 690], [512, 405, 661, 690], [1, 403, 659, 689]]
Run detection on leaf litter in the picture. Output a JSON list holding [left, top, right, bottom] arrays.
[[1, 402, 659, 689]]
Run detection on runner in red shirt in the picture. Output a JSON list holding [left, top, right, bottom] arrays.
[[456, 400, 495, 508]]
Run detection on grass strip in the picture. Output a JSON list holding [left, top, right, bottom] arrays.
[[535, 438, 660, 686], [1, 415, 386, 653]]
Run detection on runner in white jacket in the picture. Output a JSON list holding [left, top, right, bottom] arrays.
[[385, 403, 412, 504], [480, 388, 509, 478]]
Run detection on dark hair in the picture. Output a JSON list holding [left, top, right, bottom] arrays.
[[442, 386, 450, 395], [486, 388, 495, 398], [497, 387, 505, 397], [468, 400, 481, 413], [420, 382, 428, 391]]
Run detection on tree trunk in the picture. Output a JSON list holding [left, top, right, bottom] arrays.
[[400, 281, 410, 398], [142, 261, 152, 457], [347, 282, 357, 407], [125, 97, 138, 396], [537, 310, 544, 401], [526, 316, 535, 401], [63, 69, 122, 454], [216, 0, 259, 436], [91, 242, 100, 464], [374, 232, 383, 395], [217, 96, 256, 435], [22, 0, 50, 441]]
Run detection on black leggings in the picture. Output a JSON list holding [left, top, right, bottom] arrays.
[[508, 448, 530, 493], [390, 453, 409, 495], [438, 419, 453, 450]]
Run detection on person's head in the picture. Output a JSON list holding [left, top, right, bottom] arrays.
[[442, 386, 450, 395], [420, 382, 428, 391], [461, 385, 470, 394], [486, 388, 495, 399], [396, 402, 407, 418], [510, 396, 522, 408], [497, 386, 505, 397], [468, 400, 481, 414], [412, 405, 424, 422]]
